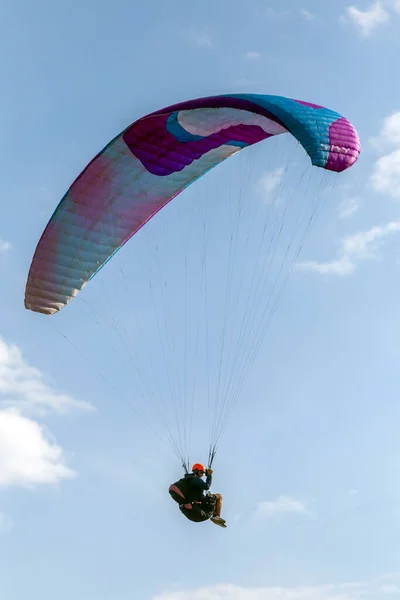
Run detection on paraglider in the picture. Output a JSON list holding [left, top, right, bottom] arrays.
[[24, 93, 361, 516], [169, 464, 226, 527]]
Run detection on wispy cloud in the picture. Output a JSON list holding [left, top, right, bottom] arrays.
[[234, 77, 264, 89], [380, 585, 400, 594], [371, 111, 400, 150], [0, 512, 13, 534], [0, 408, 76, 488], [39, 185, 51, 197], [301, 8, 315, 20], [338, 197, 360, 219], [341, 2, 390, 36], [394, 0, 400, 14], [370, 112, 400, 199], [254, 495, 307, 519], [371, 150, 400, 198], [183, 29, 212, 48], [0, 337, 93, 416], [153, 574, 400, 600], [0, 238, 11, 252], [297, 220, 400, 276], [257, 167, 284, 200], [298, 256, 354, 276], [266, 7, 316, 22], [266, 7, 290, 19], [246, 51, 261, 59]]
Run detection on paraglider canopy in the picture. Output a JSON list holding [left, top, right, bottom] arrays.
[[24, 93, 360, 316]]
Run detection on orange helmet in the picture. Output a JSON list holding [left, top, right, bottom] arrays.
[[192, 463, 206, 473]]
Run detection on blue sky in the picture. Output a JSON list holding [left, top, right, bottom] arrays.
[[1, 0, 400, 599]]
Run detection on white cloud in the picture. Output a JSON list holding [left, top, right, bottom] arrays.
[[184, 29, 212, 48], [370, 112, 400, 198], [153, 576, 400, 600], [0, 408, 76, 487], [342, 2, 390, 36], [338, 197, 360, 219], [371, 150, 400, 198], [255, 495, 307, 519], [297, 220, 400, 276], [257, 168, 284, 200], [246, 51, 261, 59], [0, 337, 91, 489], [0, 511, 13, 534], [298, 256, 355, 276], [301, 8, 315, 20], [394, 0, 400, 15], [0, 238, 11, 252], [341, 222, 400, 258], [371, 112, 400, 150], [0, 337, 93, 415]]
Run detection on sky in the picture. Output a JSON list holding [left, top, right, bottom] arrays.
[[1, 0, 400, 599]]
